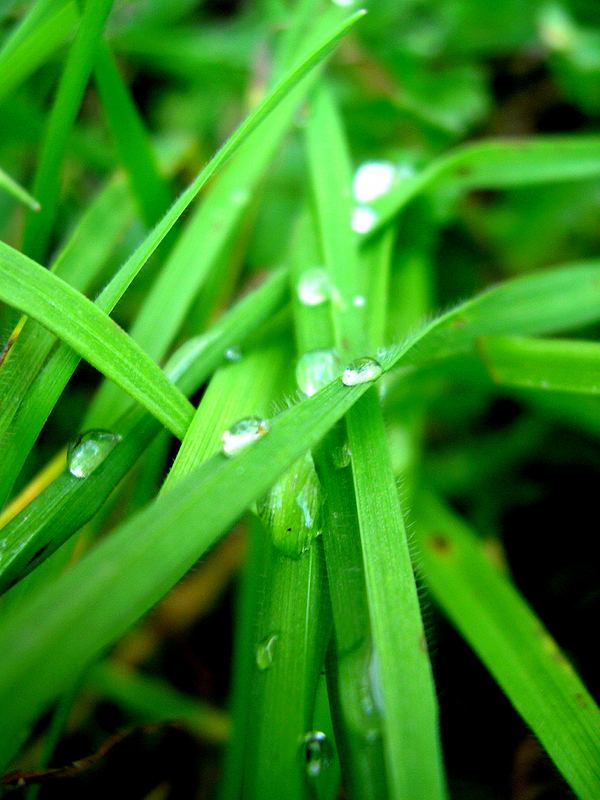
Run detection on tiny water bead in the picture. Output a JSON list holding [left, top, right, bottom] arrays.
[[256, 633, 279, 670], [67, 430, 122, 478], [224, 344, 242, 362], [351, 206, 378, 235], [342, 357, 383, 386], [352, 160, 396, 203], [303, 731, 334, 778], [331, 0, 356, 6], [352, 294, 366, 307], [332, 442, 352, 469], [222, 417, 270, 457], [296, 349, 340, 397], [296, 267, 332, 306]]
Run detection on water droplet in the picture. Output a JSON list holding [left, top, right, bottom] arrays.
[[297, 267, 332, 306], [352, 294, 366, 307], [342, 357, 383, 386], [67, 430, 122, 478], [256, 633, 278, 670], [353, 161, 396, 203], [224, 345, 242, 362], [296, 349, 340, 397], [332, 442, 352, 469], [352, 206, 378, 234], [222, 417, 270, 457], [332, 0, 355, 5], [303, 731, 334, 777]]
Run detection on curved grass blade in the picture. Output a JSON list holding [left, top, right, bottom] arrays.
[[414, 494, 600, 800], [367, 137, 600, 237], [0, 165, 40, 210], [22, 0, 116, 262], [0, 378, 371, 770], [93, 41, 171, 226], [0, 243, 194, 438], [0, 269, 288, 591], [479, 335, 600, 395]]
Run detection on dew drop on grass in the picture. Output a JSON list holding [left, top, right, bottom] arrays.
[[352, 294, 366, 307], [332, 442, 352, 469], [352, 160, 396, 203], [224, 345, 242, 362], [67, 430, 122, 478], [342, 357, 383, 386], [256, 633, 278, 670], [296, 267, 332, 306], [221, 417, 270, 457], [332, 0, 356, 6], [296, 349, 340, 397], [352, 206, 378, 234], [303, 731, 334, 777]]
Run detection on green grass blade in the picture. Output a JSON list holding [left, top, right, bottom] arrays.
[[0, 165, 40, 210], [0, 270, 289, 588], [304, 83, 446, 799], [22, 0, 116, 261], [0, 378, 372, 769], [93, 41, 171, 226], [479, 335, 600, 394], [87, 662, 229, 743], [414, 494, 600, 800], [369, 137, 600, 236], [0, 0, 78, 105], [0, 243, 194, 438]]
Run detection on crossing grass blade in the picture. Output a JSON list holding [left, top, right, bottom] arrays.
[[414, 494, 600, 800], [0, 269, 289, 591], [0, 243, 194, 438], [368, 137, 600, 237], [22, 0, 116, 262], [0, 165, 40, 210], [479, 335, 600, 394]]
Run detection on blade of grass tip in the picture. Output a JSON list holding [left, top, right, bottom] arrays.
[[93, 41, 171, 226], [0, 165, 40, 210], [0, 269, 289, 591], [22, 0, 116, 262], [305, 83, 446, 798], [85, 6, 366, 429], [87, 662, 229, 743], [0, 177, 135, 460], [0, 0, 78, 105], [414, 493, 600, 800], [0, 243, 194, 438], [0, 357, 373, 770], [478, 335, 600, 395], [363, 136, 600, 239]]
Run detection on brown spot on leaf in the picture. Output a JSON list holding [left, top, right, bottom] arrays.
[[428, 533, 452, 555]]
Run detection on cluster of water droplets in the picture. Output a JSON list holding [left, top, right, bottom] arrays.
[[67, 430, 122, 478]]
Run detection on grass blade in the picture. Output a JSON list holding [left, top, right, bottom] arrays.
[[22, 0, 116, 261], [0, 243, 194, 438], [479, 335, 600, 394], [414, 494, 600, 799], [0, 165, 40, 210]]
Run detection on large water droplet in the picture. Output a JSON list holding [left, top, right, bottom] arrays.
[[224, 345, 242, 362], [256, 633, 278, 670], [296, 267, 332, 306], [296, 349, 340, 397], [303, 731, 334, 777], [352, 206, 378, 234], [222, 417, 270, 457], [342, 357, 383, 386], [353, 161, 396, 203], [67, 430, 122, 478]]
